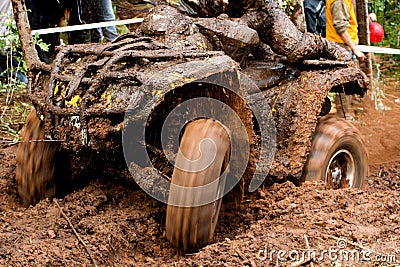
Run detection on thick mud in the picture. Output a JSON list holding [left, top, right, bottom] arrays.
[[0, 79, 400, 266]]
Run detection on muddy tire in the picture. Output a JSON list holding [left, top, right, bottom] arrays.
[[302, 116, 368, 189], [16, 109, 58, 206], [166, 119, 231, 251]]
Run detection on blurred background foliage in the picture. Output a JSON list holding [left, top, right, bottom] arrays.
[[369, 0, 400, 78]]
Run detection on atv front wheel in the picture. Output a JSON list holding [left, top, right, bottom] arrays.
[[302, 116, 368, 189], [16, 109, 58, 206], [166, 118, 231, 251]]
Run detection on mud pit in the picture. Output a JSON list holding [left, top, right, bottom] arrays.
[[0, 79, 400, 266]]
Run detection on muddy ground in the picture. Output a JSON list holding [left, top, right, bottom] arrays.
[[0, 77, 399, 267]]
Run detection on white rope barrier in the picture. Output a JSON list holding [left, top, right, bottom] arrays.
[[31, 18, 144, 35], [357, 44, 400, 55], [30, 19, 400, 56]]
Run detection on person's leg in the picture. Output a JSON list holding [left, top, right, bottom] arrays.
[[304, 7, 318, 34], [92, 28, 103, 43], [97, 0, 118, 42], [316, 5, 326, 37], [0, 51, 27, 84], [11, 52, 28, 84]]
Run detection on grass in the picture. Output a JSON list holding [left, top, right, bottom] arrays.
[[0, 79, 32, 140]]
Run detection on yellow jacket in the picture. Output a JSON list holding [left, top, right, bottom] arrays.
[[326, 0, 359, 44]]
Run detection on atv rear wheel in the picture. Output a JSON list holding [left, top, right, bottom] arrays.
[[166, 118, 231, 251], [16, 109, 58, 206], [302, 117, 367, 189]]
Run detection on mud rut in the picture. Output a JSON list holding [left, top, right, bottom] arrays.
[[1, 88, 400, 266]]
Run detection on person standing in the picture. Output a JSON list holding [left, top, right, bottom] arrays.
[[304, 0, 326, 37], [92, 0, 118, 43], [325, 0, 365, 61], [326, 0, 365, 120], [25, 0, 66, 62]]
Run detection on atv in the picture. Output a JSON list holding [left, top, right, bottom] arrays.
[[12, 0, 369, 251]]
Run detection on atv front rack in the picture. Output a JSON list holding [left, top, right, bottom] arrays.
[[30, 35, 223, 117]]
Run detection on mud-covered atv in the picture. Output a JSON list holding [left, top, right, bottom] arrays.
[[13, 0, 368, 251]]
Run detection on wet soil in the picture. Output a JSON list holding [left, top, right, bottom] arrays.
[[0, 77, 399, 266]]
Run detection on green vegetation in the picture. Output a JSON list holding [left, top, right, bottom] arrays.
[[0, 13, 48, 140], [369, 0, 400, 49], [0, 13, 29, 139], [369, 0, 400, 79]]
